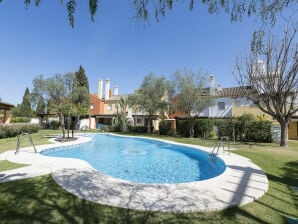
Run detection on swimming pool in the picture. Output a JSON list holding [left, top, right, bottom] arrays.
[[42, 134, 226, 184]]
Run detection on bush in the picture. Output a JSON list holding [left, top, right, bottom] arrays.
[[193, 119, 214, 138], [159, 120, 172, 135], [234, 113, 256, 141], [215, 115, 273, 143], [0, 123, 40, 139], [214, 119, 234, 139], [11, 117, 31, 123], [42, 120, 60, 130], [112, 125, 122, 132], [50, 120, 60, 130], [128, 126, 148, 133], [247, 120, 273, 143], [176, 120, 192, 137]]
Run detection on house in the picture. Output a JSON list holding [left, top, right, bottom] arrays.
[[88, 79, 150, 129], [171, 75, 298, 140], [0, 101, 14, 123]]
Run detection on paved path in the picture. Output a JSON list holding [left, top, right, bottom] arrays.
[[0, 134, 268, 212]]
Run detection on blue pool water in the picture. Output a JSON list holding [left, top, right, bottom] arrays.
[[42, 134, 226, 184]]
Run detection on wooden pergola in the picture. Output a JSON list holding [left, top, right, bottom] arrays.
[[0, 102, 15, 123]]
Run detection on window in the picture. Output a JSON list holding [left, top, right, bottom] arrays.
[[137, 118, 142, 124], [106, 104, 112, 111], [218, 102, 225, 110], [90, 104, 94, 109]]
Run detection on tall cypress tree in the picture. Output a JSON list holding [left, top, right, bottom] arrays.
[[75, 65, 89, 92], [72, 65, 90, 108], [20, 87, 32, 117]]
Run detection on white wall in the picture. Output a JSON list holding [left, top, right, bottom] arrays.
[[198, 97, 232, 118], [30, 118, 40, 124]]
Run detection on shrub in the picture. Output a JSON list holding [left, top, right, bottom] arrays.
[[159, 120, 172, 135], [234, 113, 256, 141], [50, 120, 60, 130], [176, 120, 192, 137], [247, 120, 273, 143], [215, 115, 272, 143], [128, 126, 148, 133], [11, 117, 31, 123], [193, 119, 214, 139], [0, 123, 40, 139], [112, 125, 122, 132], [214, 119, 234, 139]]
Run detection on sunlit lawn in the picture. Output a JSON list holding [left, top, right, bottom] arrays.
[[0, 131, 297, 223]]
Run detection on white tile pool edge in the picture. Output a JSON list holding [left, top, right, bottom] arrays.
[[0, 133, 269, 212]]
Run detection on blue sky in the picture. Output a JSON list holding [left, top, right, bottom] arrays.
[[0, 1, 264, 105]]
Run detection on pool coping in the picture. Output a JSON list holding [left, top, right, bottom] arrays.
[[0, 133, 269, 213]]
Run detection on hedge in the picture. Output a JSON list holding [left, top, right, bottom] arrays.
[[42, 120, 60, 130], [214, 117, 273, 143], [128, 126, 148, 133], [11, 117, 31, 123], [176, 119, 214, 138], [0, 123, 40, 139], [193, 119, 214, 139], [176, 120, 192, 137], [159, 120, 172, 135]]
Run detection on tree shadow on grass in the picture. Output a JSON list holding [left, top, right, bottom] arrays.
[[0, 164, 296, 224], [0, 175, 159, 224]]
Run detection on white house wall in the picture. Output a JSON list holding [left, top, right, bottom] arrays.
[[198, 97, 232, 118]]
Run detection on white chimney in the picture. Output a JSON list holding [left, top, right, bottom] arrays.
[[114, 86, 119, 96], [105, 79, 110, 100], [97, 79, 103, 99], [210, 75, 215, 96]]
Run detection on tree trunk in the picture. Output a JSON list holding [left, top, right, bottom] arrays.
[[189, 118, 195, 138], [279, 120, 289, 147], [59, 112, 65, 138], [147, 116, 151, 134], [67, 115, 71, 138]]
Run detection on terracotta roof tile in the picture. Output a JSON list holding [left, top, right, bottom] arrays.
[[215, 86, 251, 97]]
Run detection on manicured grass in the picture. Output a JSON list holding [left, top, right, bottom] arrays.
[[0, 160, 28, 172], [0, 132, 297, 223], [0, 129, 66, 154]]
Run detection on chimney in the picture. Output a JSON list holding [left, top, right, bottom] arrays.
[[210, 75, 215, 96], [114, 86, 119, 96], [97, 79, 103, 99], [105, 79, 110, 100]]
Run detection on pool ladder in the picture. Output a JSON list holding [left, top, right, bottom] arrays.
[[15, 133, 37, 154], [210, 137, 230, 156]]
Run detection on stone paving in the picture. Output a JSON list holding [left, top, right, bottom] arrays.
[[0, 134, 268, 212]]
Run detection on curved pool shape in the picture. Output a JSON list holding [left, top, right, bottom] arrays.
[[42, 134, 226, 184]]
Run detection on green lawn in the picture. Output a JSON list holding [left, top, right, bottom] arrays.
[[0, 160, 28, 172], [0, 132, 297, 223], [0, 129, 62, 154]]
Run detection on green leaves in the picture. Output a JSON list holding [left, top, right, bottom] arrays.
[[89, 0, 98, 22], [66, 0, 76, 28]]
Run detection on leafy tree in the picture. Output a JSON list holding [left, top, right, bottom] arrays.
[[31, 70, 90, 137], [133, 0, 297, 25], [36, 95, 46, 115], [235, 27, 298, 147], [32, 73, 72, 137], [113, 97, 129, 132], [128, 73, 172, 133], [3, 0, 295, 27], [172, 69, 212, 137]]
